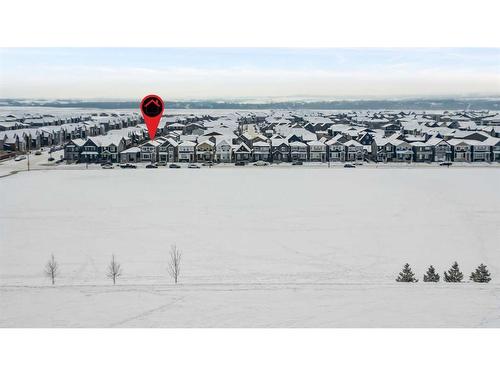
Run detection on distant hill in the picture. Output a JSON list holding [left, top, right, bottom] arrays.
[[1, 98, 499, 110]]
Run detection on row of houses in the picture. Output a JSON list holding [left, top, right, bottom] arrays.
[[3, 109, 498, 164], [1, 113, 141, 152], [64, 130, 500, 164]]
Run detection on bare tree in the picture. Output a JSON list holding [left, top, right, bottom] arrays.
[[167, 244, 182, 284], [106, 254, 122, 285], [44, 254, 59, 285]]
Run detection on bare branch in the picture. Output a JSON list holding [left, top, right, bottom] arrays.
[[44, 254, 59, 285], [167, 244, 182, 284]]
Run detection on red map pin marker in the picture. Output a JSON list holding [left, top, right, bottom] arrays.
[[140, 94, 164, 140]]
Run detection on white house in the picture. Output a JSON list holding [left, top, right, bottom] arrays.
[[307, 140, 327, 162], [252, 141, 270, 161], [177, 140, 196, 163], [216, 139, 233, 163]]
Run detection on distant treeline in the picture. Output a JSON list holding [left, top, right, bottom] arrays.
[[1, 98, 500, 110]]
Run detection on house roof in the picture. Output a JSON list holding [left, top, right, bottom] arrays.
[[197, 140, 215, 147], [253, 141, 269, 147], [307, 140, 325, 146], [120, 147, 141, 154], [178, 140, 196, 147], [344, 140, 362, 147], [271, 138, 288, 147], [234, 143, 251, 152]]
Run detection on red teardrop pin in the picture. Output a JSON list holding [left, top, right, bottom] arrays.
[[140, 94, 164, 140]]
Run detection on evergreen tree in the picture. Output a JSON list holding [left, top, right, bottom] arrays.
[[396, 263, 418, 282], [444, 262, 463, 282], [470, 264, 491, 283], [423, 265, 440, 282]]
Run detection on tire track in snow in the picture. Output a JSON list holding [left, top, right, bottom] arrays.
[[108, 296, 185, 327]]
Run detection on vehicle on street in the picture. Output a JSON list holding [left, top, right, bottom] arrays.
[[14, 155, 26, 161], [202, 162, 213, 167], [344, 163, 356, 168], [291, 161, 303, 166], [169, 164, 181, 169], [440, 162, 452, 167], [188, 164, 200, 169], [34, 150, 42, 156], [102, 164, 114, 169], [119, 163, 137, 169], [254, 160, 269, 166], [146, 163, 158, 169], [235, 161, 246, 166], [48, 157, 55, 162]]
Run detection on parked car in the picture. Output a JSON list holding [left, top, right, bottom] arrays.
[[169, 163, 181, 169], [158, 161, 167, 166], [235, 161, 246, 166], [202, 162, 213, 167], [14, 155, 26, 161], [48, 157, 55, 162], [120, 163, 137, 169], [343, 163, 356, 168], [254, 160, 269, 166], [34, 150, 42, 156], [291, 161, 303, 165], [440, 162, 452, 167], [146, 163, 158, 169], [102, 164, 114, 169], [188, 164, 200, 169]]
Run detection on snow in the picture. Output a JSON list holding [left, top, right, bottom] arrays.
[[1, 168, 500, 327]]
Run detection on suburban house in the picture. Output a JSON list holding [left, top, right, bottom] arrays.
[[80, 138, 101, 163], [140, 140, 161, 163], [271, 138, 290, 162], [344, 140, 364, 161], [177, 140, 196, 162], [252, 141, 270, 161], [412, 142, 434, 162], [233, 142, 252, 162], [100, 136, 126, 163], [158, 138, 178, 163], [372, 138, 396, 162], [485, 137, 500, 162], [215, 139, 233, 163], [289, 141, 308, 161], [196, 140, 215, 162], [448, 139, 472, 162], [120, 147, 141, 163], [326, 135, 346, 162], [64, 139, 86, 162], [426, 137, 452, 162], [393, 139, 413, 162], [308, 140, 327, 162], [469, 140, 491, 162]]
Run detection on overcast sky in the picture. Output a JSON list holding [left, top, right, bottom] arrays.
[[0, 48, 499, 100]]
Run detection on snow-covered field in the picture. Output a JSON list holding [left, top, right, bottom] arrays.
[[1, 168, 499, 327]]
